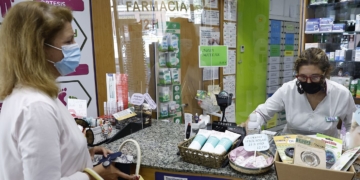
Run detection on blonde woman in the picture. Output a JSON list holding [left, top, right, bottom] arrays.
[[0, 2, 136, 180]]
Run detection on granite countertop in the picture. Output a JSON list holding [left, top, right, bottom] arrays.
[[101, 120, 277, 180]]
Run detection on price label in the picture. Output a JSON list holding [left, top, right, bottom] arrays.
[[130, 93, 144, 106], [243, 134, 270, 152], [144, 93, 157, 109]]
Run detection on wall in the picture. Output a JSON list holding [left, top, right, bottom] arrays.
[[236, 0, 269, 123]]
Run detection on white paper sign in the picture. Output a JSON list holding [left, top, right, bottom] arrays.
[[68, 99, 87, 117], [144, 93, 157, 109], [243, 134, 270, 152], [130, 93, 144, 106]]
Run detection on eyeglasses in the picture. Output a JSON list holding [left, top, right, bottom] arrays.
[[296, 74, 323, 83]]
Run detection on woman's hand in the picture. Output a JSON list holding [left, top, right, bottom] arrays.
[[89, 146, 113, 160], [91, 163, 139, 180]]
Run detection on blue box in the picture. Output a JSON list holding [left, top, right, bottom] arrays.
[[306, 19, 320, 32], [333, 24, 345, 32]]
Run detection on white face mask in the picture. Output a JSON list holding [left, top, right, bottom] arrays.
[[46, 43, 81, 76]]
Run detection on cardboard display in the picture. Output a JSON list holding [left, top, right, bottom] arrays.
[[274, 151, 355, 180]]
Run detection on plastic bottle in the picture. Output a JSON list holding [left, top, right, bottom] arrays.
[[247, 113, 260, 135], [185, 123, 191, 139], [194, 113, 199, 123]]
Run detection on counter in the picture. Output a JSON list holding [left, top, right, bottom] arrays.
[[102, 121, 277, 180]]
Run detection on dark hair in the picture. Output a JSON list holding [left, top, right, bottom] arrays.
[[294, 48, 332, 77]]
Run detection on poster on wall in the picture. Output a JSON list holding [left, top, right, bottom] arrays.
[[200, 26, 220, 46], [204, 0, 218, 9], [201, 10, 219, 26], [0, 0, 98, 117], [224, 0, 237, 21]]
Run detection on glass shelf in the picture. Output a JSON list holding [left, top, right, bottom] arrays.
[[308, 1, 360, 9], [305, 31, 360, 35]]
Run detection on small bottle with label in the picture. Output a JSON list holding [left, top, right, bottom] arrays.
[[247, 113, 260, 135], [194, 113, 199, 123]]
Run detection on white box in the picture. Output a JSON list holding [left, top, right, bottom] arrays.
[[267, 85, 280, 94], [269, 57, 281, 64], [267, 78, 280, 86], [268, 63, 281, 72], [282, 70, 294, 77], [282, 62, 293, 70], [283, 56, 294, 64], [268, 71, 280, 79]]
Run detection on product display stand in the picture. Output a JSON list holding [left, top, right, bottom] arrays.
[[154, 22, 182, 123]]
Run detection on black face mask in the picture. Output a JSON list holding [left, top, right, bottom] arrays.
[[299, 82, 322, 94]]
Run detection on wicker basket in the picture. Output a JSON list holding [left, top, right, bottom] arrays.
[[228, 151, 274, 175], [178, 136, 238, 169]]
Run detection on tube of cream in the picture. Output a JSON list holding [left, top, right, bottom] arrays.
[[188, 129, 212, 150], [213, 130, 241, 155], [201, 131, 224, 153]]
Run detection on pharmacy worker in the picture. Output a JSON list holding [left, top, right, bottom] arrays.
[[247, 48, 356, 137]]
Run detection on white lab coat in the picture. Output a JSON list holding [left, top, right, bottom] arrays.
[[256, 79, 356, 137], [0, 85, 92, 180]]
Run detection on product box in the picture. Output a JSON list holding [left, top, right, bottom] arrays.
[[269, 56, 281, 64], [268, 71, 280, 79], [282, 70, 294, 78], [283, 56, 294, 64], [320, 24, 333, 32], [333, 24, 345, 32], [355, 47, 360, 61], [268, 63, 281, 72], [282, 62, 293, 70], [305, 19, 320, 32], [293, 135, 326, 169], [320, 18, 334, 25], [267, 78, 280, 87], [305, 43, 326, 50], [275, 151, 356, 180]]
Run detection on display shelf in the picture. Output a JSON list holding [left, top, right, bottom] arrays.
[[308, 1, 360, 9], [305, 31, 360, 35], [158, 114, 177, 119]]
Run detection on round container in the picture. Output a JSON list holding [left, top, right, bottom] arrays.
[[228, 151, 274, 175]]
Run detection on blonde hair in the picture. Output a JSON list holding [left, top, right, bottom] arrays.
[[0, 2, 73, 100], [294, 48, 332, 77]]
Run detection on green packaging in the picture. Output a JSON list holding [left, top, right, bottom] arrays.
[[159, 68, 171, 85], [160, 103, 169, 118], [168, 101, 177, 116], [274, 135, 297, 164], [159, 87, 170, 102], [158, 34, 169, 52], [170, 68, 180, 84], [168, 34, 179, 51], [166, 52, 179, 67], [350, 80, 357, 97], [174, 116, 182, 124], [159, 52, 167, 67]]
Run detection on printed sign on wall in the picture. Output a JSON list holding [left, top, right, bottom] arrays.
[[0, 0, 98, 117]]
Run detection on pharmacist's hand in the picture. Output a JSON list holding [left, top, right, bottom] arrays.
[[238, 118, 249, 135], [89, 146, 113, 160], [93, 163, 138, 180]]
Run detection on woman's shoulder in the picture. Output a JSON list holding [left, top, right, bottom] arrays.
[[6, 86, 57, 108], [327, 79, 351, 95]]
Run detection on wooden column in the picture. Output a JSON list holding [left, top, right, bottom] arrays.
[[90, 0, 116, 115]]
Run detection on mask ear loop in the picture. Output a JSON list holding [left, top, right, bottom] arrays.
[[296, 80, 304, 94]]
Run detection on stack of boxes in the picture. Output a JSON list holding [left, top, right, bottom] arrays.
[[265, 20, 299, 129]]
